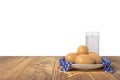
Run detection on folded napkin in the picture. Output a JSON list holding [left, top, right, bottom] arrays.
[[59, 57, 72, 72], [59, 57, 115, 73], [102, 57, 114, 73]]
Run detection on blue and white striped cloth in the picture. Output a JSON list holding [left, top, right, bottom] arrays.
[[59, 57, 115, 73]]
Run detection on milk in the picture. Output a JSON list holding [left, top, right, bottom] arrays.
[[86, 32, 99, 55]]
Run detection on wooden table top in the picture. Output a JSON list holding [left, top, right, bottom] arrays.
[[0, 56, 120, 80]]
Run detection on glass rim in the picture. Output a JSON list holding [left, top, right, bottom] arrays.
[[86, 32, 99, 36]]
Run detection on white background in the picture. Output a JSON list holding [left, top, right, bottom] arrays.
[[0, 0, 120, 56]]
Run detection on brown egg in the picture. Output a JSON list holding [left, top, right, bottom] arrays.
[[88, 52, 102, 64], [77, 45, 89, 55], [75, 55, 94, 64], [65, 53, 78, 63]]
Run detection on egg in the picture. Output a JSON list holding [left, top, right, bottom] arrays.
[[75, 55, 94, 64], [88, 52, 102, 64], [77, 45, 89, 55], [65, 52, 78, 63]]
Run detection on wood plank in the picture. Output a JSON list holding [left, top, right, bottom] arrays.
[[111, 63, 120, 72], [28, 56, 56, 80], [112, 62, 120, 79], [90, 72, 118, 80], [113, 72, 120, 80], [0, 57, 32, 80], [8, 57, 44, 80], [0, 56, 120, 80], [105, 56, 120, 62], [0, 57, 27, 72]]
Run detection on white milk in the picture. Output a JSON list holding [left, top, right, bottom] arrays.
[[86, 32, 99, 55]]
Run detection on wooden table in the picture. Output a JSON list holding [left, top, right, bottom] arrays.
[[0, 56, 120, 80]]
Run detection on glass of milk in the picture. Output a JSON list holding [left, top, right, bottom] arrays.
[[86, 32, 99, 55]]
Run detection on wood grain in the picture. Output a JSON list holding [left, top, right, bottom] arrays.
[[0, 56, 120, 80]]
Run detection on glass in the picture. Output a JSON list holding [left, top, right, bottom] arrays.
[[86, 32, 99, 55]]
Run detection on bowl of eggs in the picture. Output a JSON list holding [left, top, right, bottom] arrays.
[[65, 45, 103, 70]]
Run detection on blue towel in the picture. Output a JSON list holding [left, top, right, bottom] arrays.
[[59, 57, 72, 72], [102, 57, 115, 73], [59, 57, 115, 73]]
